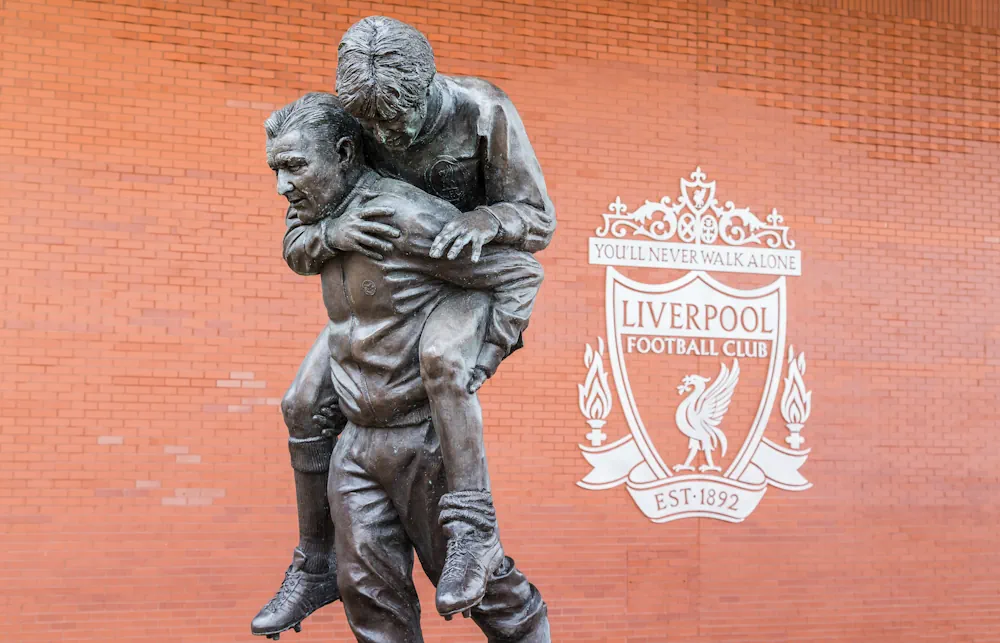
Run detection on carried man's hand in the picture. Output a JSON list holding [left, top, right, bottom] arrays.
[[326, 195, 400, 261], [430, 208, 500, 263]]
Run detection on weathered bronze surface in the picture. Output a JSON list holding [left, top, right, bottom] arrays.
[[252, 16, 554, 642]]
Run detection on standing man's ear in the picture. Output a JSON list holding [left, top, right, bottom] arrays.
[[335, 136, 356, 167]]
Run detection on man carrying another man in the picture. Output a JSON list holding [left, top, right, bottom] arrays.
[[252, 15, 555, 641], [260, 91, 550, 642]]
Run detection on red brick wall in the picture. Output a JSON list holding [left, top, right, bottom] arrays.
[[2, 1, 998, 641]]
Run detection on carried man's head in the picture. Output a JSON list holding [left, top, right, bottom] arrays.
[[337, 16, 436, 150], [265, 92, 365, 224]]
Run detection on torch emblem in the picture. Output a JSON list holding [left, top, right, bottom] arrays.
[[578, 338, 614, 446], [780, 347, 812, 449]]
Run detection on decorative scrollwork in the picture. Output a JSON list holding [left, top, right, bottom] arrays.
[[699, 215, 718, 244], [595, 196, 679, 241], [678, 212, 698, 243], [593, 168, 796, 250]]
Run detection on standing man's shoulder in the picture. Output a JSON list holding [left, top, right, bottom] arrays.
[[373, 177, 459, 216], [369, 177, 459, 246]]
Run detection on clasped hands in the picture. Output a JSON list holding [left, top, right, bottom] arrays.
[[321, 193, 502, 393], [323, 192, 499, 262]]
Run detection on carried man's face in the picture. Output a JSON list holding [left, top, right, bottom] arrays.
[[267, 128, 344, 224], [355, 99, 428, 151]]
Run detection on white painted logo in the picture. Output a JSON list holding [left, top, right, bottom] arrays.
[[577, 168, 813, 524]]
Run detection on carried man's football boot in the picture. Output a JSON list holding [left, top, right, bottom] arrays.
[[251, 548, 340, 640], [435, 490, 506, 619], [252, 432, 340, 639]]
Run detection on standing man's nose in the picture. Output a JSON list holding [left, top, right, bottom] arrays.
[[277, 170, 294, 196]]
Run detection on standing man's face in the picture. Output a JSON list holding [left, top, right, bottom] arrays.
[[266, 128, 346, 224], [356, 99, 428, 150]]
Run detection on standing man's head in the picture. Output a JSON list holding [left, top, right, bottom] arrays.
[[265, 92, 365, 224], [337, 16, 436, 150]]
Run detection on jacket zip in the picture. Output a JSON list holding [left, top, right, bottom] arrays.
[[340, 259, 378, 423]]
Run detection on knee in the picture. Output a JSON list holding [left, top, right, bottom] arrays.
[[420, 340, 469, 395], [282, 386, 318, 439]]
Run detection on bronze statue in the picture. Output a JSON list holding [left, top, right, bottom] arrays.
[[259, 92, 550, 642], [252, 16, 554, 643]]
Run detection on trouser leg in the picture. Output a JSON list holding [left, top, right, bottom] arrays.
[[329, 423, 423, 643], [473, 559, 550, 642], [389, 420, 550, 642]]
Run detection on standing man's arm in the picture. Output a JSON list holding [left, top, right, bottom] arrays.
[[430, 92, 555, 261]]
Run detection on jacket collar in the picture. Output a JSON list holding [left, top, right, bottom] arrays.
[[326, 169, 379, 220]]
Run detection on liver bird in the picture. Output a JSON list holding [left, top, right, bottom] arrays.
[[693, 187, 707, 208], [673, 359, 740, 473]]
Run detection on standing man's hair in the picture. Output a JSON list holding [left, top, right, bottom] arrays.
[[264, 92, 363, 158], [336, 16, 436, 121]]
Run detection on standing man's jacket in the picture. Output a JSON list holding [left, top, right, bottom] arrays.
[[282, 172, 543, 429]]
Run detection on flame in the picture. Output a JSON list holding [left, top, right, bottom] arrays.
[[780, 346, 812, 425], [579, 337, 613, 421]]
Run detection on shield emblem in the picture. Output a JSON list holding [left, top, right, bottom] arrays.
[[680, 169, 716, 217], [604, 268, 786, 483]]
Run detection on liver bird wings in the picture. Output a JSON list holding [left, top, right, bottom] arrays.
[[693, 359, 740, 432]]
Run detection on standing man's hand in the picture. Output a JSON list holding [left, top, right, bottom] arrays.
[[467, 342, 505, 394], [325, 202, 401, 261], [430, 208, 500, 263], [312, 405, 347, 438]]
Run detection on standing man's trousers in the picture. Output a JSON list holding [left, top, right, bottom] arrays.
[[329, 419, 550, 643]]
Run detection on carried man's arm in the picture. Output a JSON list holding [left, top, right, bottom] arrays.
[[430, 91, 555, 262], [282, 209, 337, 276], [282, 199, 401, 276]]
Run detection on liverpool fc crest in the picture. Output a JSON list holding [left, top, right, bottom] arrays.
[[577, 168, 814, 524]]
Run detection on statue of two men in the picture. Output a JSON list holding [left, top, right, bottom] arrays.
[[251, 17, 554, 643]]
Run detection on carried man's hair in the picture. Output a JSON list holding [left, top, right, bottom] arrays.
[[264, 92, 363, 155], [336, 16, 436, 121]]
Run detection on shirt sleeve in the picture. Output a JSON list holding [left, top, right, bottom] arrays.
[[479, 93, 556, 254], [282, 209, 337, 276]]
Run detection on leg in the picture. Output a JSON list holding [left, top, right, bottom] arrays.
[[674, 439, 698, 472], [252, 325, 343, 638], [330, 423, 424, 643], [282, 325, 343, 567], [390, 420, 550, 643], [419, 291, 508, 616], [420, 290, 491, 492], [700, 445, 721, 472], [473, 558, 551, 643]]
